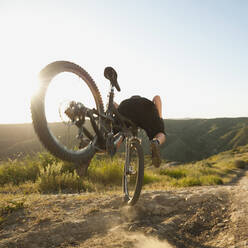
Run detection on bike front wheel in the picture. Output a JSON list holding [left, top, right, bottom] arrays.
[[31, 61, 104, 164], [123, 138, 144, 205]]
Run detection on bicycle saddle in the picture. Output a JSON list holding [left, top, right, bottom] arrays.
[[104, 66, 121, 92]]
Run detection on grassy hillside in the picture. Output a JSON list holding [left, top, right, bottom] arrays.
[[159, 117, 248, 162], [0, 117, 248, 162]]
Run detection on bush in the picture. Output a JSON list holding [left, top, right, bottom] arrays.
[[37, 163, 91, 193], [200, 175, 223, 185], [198, 166, 216, 176], [159, 161, 225, 187], [0, 152, 78, 188], [0, 198, 25, 215], [88, 157, 123, 186], [38, 152, 60, 169], [173, 177, 202, 187], [143, 172, 161, 185], [0, 157, 39, 186], [234, 159, 247, 169], [160, 167, 187, 179], [0, 181, 38, 194], [38, 152, 77, 173]]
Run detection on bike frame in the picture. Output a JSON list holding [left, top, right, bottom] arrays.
[[82, 84, 138, 153]]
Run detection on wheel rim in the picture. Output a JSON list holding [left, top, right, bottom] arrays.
[[125, 144, 139, 201]]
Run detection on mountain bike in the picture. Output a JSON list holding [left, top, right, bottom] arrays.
[[31, 61, 144, 205]]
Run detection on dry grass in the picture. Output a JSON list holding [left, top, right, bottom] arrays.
[[0, 146, 248, 196]]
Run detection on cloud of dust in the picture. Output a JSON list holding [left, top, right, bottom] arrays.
[[130, 233, 174, 248], [115, 206, 174, 247]]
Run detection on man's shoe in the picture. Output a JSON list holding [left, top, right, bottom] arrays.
[[150, 139, 161, 168]]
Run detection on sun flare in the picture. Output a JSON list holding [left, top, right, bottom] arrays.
[[44, 72, 98, 123]]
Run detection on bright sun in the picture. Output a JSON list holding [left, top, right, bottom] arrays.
[[0, 9, 98, 124], [0, 16, 44, 124], [0, 62, 39, 124]]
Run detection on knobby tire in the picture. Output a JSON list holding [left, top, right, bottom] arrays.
[[31, 61, 104, 164], [123, 139, 144, 206]]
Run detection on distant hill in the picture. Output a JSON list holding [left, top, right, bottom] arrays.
[[0, 117, 248, 162], [0, 123, 44, 159], [161, 117, 248, 162], [140, 117, 248, 162]]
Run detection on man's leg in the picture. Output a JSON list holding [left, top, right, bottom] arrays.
[[152, 95, 166, 145], [150, 95, 166, 167], [153, 95, 162, 118]]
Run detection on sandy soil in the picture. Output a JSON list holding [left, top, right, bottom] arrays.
[[1, 170, 248, 248]]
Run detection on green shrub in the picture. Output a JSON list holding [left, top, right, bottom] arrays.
[[0, 216, 4, 224], [0, 181, 38, 194], [173, 177, 202, 187], [160, 167, 187, 179], [38, 152, 60, 169], [215, 159, 244, 173], [143, 172, 161, 185], [88, 157, 123, 186], [38, 152, 77, 173], [234, 159, 247, 169], [198, 166, 216, 176], [37, 163, 90, 193], [0, 158, 39, 186], [200, 175, 223, 185], [0, 198, 25, 221]]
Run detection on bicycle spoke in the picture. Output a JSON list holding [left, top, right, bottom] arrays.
[[44, 72, 97, 152]]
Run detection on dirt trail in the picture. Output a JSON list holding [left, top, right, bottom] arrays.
[[1, 170, 248, 248]]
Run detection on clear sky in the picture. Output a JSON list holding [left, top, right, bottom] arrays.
[[0, 0, 247, 123]]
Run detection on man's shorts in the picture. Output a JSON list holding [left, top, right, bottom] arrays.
[[116, 96, 165, 140]]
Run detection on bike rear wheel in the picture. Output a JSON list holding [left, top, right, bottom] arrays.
[[31, 61, 104, 163], [123, 138, 144, 205]]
